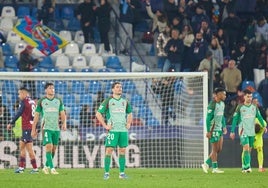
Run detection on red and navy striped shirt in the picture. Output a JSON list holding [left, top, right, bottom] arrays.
[[10, 97, 35, 130]]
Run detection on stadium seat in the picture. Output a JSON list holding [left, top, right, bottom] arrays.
[[4, 55, 18, 68], [0, 17, 14, 36], [31, 7, 38, 19], [61, 6, 74, 20], [105, 56, 122, 69], [2, 93, 17, 107], [1, 6, 16, 18], [50, 48, 63, 63], [131, 94, 145, 107], [14, 42, 27, 58], [38, 56, 54, 69], [12, 68, 20, 72], [81, 68, 93, 72], [55, 54, 71, 70], [115, 68, 127, 72], [79, 93, 93, 106], [64, 68, 76, 72], [122, 80, 136, 94], [1, 43, 13, 56], [7, 30, 22, 44], [63, 94, 76, 107], [82, 43, 97, 56], [47, 68, 59, 72], [59, 30, 72, 42], [64, 42, 80, 60], [98, 68, 111, 72], [36, 81, 47, 96], [54, 81, 69, 94], [17, 6, 31, 18], [104, 80, 115, 94], [146, 117, 161, 126], [137, 105, 153, 120], [2, 80, 18, 94], [0, 68, 7, 72], [67, 17, 81, 32], [71, 80, 86, 94], [88, 80, 102, 94], [241, 80, 256, 91], [32, 67, 42, 72], [72, 54, 88, 70], [74, 30, 84, 45], [89, 55, 105, 69], [69, 105, 81, 120]]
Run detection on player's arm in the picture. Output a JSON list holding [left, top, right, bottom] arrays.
[[126, 100, 133, 129], [7, 101, 24, 130], [59, 99, 66, 130], [230, 105, 241, 140], [222, 116, 227, 134], [31, 111, 40, 138], [96, 111, 111, 130], [95, 98, 111, 130], [60, 110, 67, 131], [205, 102, 215, 135]]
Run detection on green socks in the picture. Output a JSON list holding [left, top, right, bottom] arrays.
[[104, 155, 111, 173], [46, 152, 53, 169], [119, 154, 125, 173]]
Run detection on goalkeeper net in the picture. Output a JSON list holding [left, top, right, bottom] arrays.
[[0, 72, 208, 169]]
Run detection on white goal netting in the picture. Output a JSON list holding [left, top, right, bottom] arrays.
[[0, 72, 208, 169]]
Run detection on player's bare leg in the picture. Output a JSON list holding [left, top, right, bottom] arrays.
[[15, 141, 27, 173], [211, 142, 224, 173], [26, 143, 38, 173]]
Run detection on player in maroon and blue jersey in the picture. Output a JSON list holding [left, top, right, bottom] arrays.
[[7, 87, 38, 174]]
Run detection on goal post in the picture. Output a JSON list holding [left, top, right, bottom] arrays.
[[0, 72, 208, 169]]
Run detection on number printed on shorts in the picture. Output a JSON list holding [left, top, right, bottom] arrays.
[[212, 131, 219, 137], [44, 131, 48, 142], [107, 133, 114, 140]]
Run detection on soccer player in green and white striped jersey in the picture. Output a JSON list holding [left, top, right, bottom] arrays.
[[31, 82, 67, 175], [230, 89, 266, 173], [96, 81, 133, 180], [202, 87, 227, 174]]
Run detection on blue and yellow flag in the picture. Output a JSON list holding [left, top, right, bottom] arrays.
[[13, 16, 69, 56]]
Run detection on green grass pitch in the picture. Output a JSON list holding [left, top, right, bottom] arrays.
[[1, 168, 267, 188]]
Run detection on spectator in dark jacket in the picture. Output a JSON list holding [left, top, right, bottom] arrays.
[[38, 0, 55, 25], [95, 0, 111, 52], [222, 10, 241, 52], [119, 0, 135, 54], [184, 32, 208, 71], [163, 28, 184, 72], [231, 42, 255, 81], [76, 0, 96, 43]]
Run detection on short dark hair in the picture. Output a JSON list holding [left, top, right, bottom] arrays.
[[243, 89, 252, 95], [214, 87, 225, 94], [44, 82, 54, 90], [111, 81, 121, 89], [19, 86, 29, 92]]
